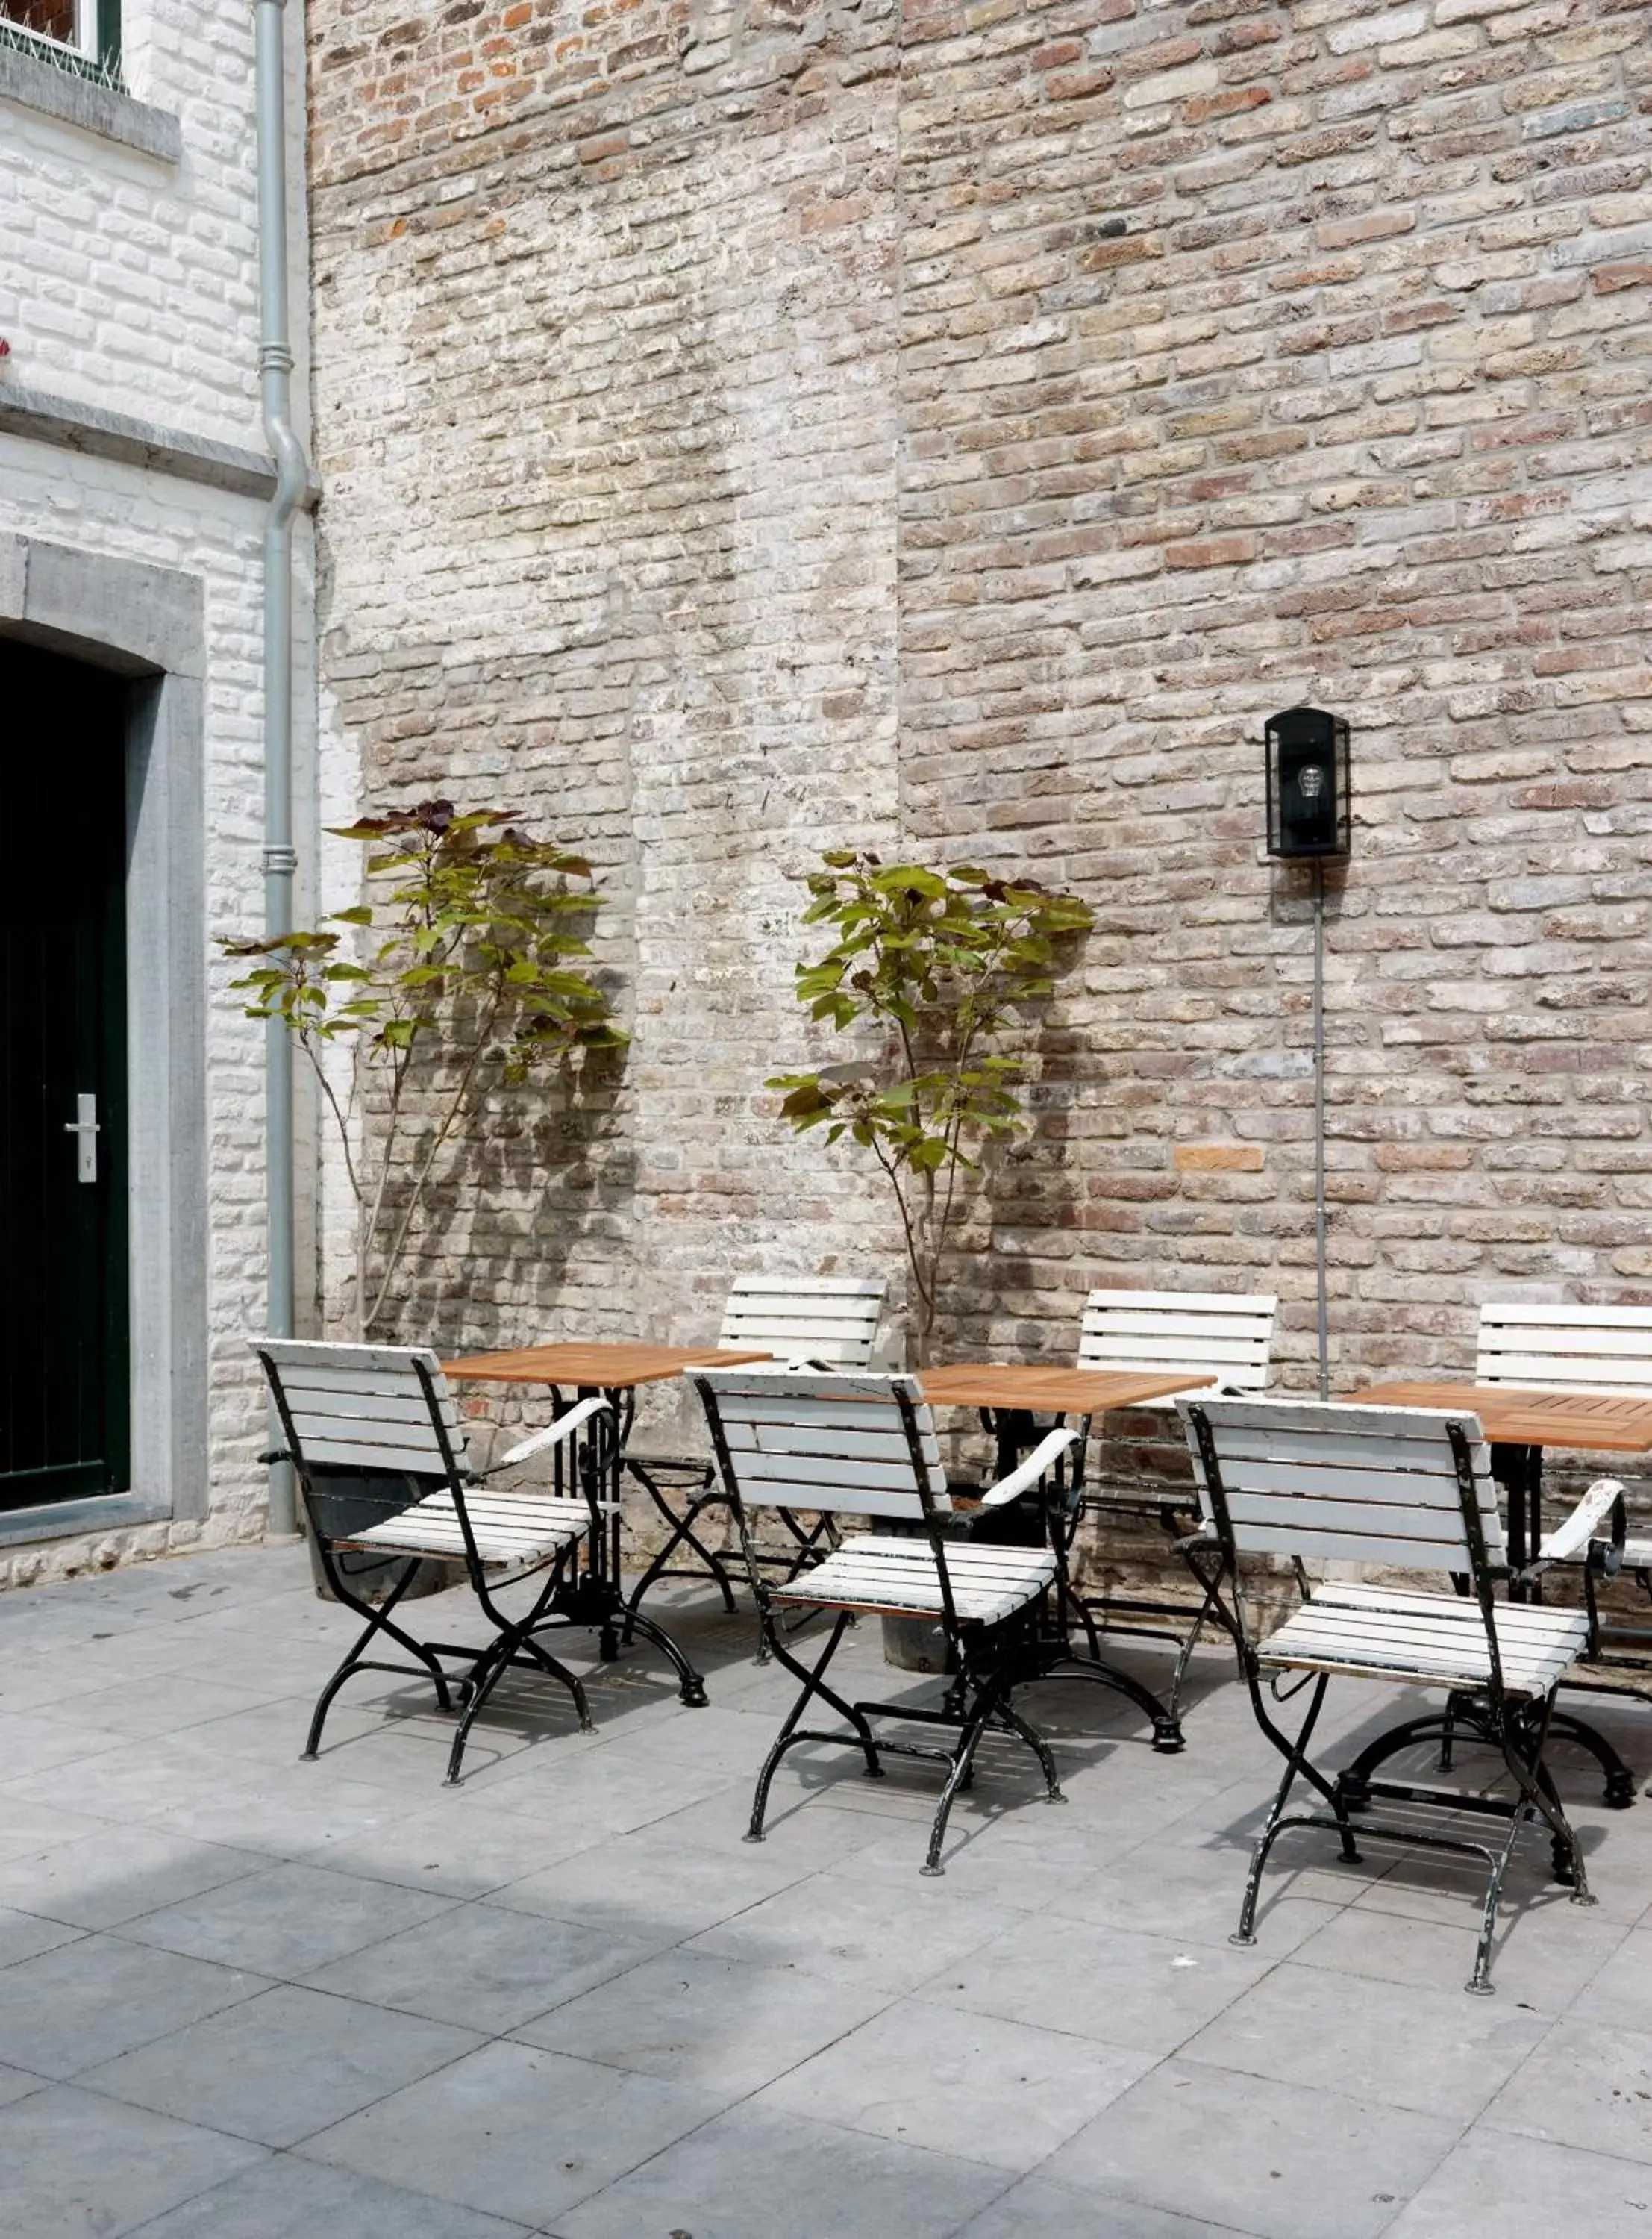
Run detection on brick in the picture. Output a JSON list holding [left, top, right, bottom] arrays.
[[1174, 1143, 1266, 1172], [287, 0, 1652, 1570]]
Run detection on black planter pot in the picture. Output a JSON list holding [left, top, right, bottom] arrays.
[[302, 1465, 458, 1604]]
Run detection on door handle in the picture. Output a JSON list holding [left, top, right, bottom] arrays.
[[63, 1092, 100, 1184]]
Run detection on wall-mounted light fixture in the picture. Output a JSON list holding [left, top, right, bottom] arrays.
[[1263, 706, 1350, 1399], [1265, 705, 1350, 861]]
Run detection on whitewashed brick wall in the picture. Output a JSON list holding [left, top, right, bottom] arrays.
[[0, 0, 312, 1582], [0, 0, 271, 443]]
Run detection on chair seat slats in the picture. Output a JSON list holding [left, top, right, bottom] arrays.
[[345, 1489, 589, 1567], [770, 1534, 1057, 1623], [1324, 1581, 1580, 1631], [780, 1537, 1059, 1587], [1262, 1588, 1586, 1698]]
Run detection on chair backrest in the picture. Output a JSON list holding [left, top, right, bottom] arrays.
[[251, 1338, 468, 1480], [715, 1276, 888, 1369], [1177, 1396, 1506, 1573], [1080, 1288, 1277, 1393], [1477, 1302, 1652, 1399], [692, 1370, 948, 1520]]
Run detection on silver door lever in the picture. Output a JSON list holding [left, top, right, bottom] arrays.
[[63, 1093, 99, 1184]]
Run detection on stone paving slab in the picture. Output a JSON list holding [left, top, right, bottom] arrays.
[[0, 1542, 1645, 2237]]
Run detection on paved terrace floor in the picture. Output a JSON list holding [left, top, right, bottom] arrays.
[[1, 1545, 1651, 2238]]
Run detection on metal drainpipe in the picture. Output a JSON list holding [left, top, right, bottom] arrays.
[[254, 0, 310, 1537]]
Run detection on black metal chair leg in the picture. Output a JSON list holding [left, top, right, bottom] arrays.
[[1039, 1648, 1185, 1752], [1544, 1711, 1636, 1810], [621, 1464, 739, 1635], [445, 1637, 512, 1784], [519, 1634, 595, 1733], [1339, 1708, 1472, 1811], [923, 1696, 996, 1876], [1233, 1673, 1352, 1944], [302, 1552, 448, 1759], [747, 1612, 881, 1843], [991, 1696, 1066, 1804], [624, 1605, 710, 1707]]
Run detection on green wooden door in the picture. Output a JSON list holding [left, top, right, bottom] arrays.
[[0, 642, 130, 1509]]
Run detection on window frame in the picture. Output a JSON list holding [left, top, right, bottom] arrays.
[[0, 0, 121, 82]]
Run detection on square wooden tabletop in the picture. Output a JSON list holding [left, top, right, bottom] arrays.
[[919, 1364, 1215, 1414], [442, 1342, 774, 1390], [1351, 1380, 1652, 1454]]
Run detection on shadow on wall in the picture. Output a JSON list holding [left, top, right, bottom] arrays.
[[371, 1043, 636, 1361], [951, 996, 1090, 1367]]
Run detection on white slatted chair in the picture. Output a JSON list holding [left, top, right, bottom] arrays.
[[692, 1368, 1070, 1875], [254, 1338, 609, 1784], [1061, 1290, 1278, 1737], [1177, 1394, 1618, 1993], [622, 1275, 889, 1624], [1478, 1300, 1652, 1793]]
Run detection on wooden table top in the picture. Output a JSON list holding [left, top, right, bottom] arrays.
[[442, 1343, 774, 1390], [1351, 1381, 1652, 1454], [919, 1364, 1213, 1414]]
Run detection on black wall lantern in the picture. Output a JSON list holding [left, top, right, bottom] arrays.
[[1265, 705, 1350, 860]]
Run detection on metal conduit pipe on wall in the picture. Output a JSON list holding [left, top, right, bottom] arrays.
[[254, 0, 310, 1537]]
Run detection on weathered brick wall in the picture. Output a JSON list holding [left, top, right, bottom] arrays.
[[309, 0, 1652, 1484], [308, 0, 904, 1452]]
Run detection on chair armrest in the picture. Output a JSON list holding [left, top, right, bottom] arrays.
[[1532, 1476, 1626, 1578], [980, 1426, 1079, 1508], [489, 1395, 611, 1471]]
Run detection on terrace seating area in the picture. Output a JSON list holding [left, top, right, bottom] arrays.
[[0, 1539, 1649, 2239], [4, 1283, 1652, 2234]]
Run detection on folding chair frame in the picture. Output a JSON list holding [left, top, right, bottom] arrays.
[[260, 1348, 600, 1785], [697, 1374, 1065, 1876], [620, 1277, 887, 1631], [1183, 1402, 1596, 1995]]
